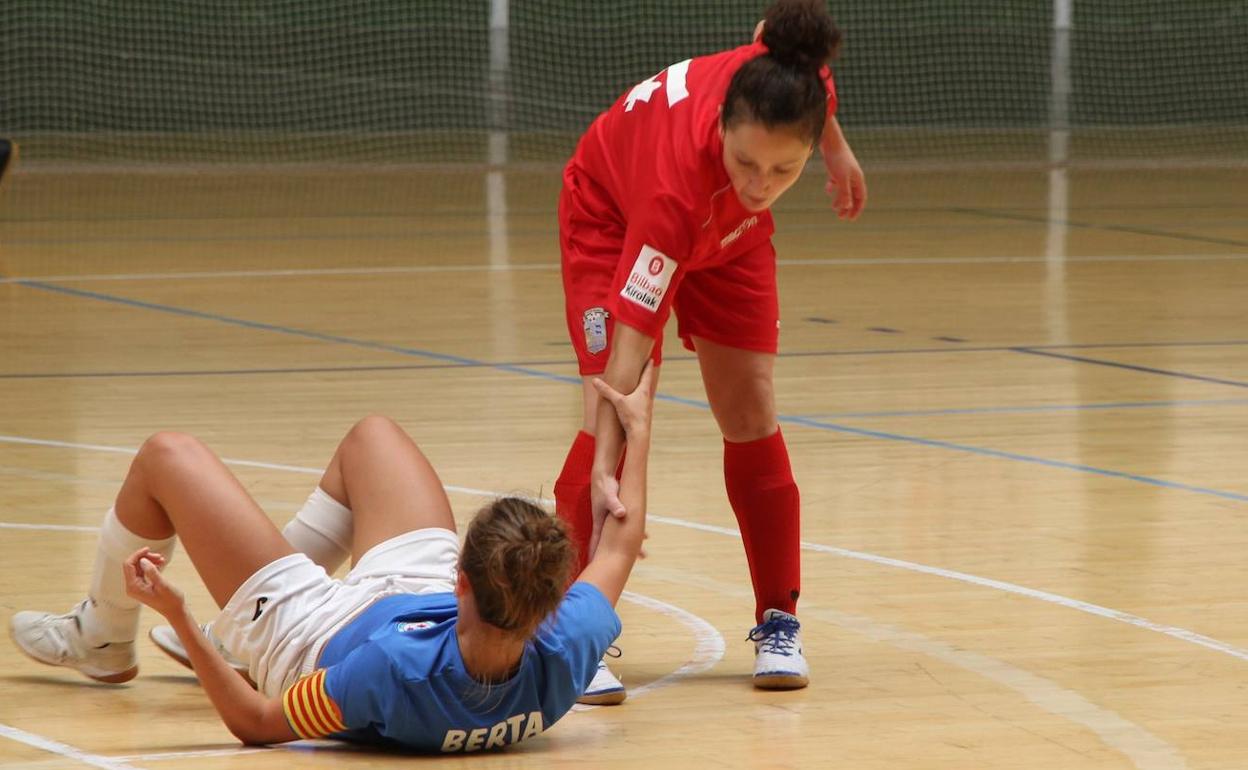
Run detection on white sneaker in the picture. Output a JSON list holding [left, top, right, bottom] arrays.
[[9, 600, 138, 684], [577, 658, 627, 705], [749, 608, 809, 690], [149, 622, 251, 682]]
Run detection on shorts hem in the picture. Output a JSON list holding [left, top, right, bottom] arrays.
[[680, 330, 779, 356]]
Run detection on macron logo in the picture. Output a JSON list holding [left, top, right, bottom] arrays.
[[720, 216, 759, 249]]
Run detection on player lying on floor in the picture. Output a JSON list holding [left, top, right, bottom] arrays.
[[10, 364, 655, 752]]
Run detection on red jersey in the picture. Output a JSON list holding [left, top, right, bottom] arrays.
[[564, 41, 837, 338]]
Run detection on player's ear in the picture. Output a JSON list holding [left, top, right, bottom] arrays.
[[454, 569, 470, 598], [752, 20, 765, 43]]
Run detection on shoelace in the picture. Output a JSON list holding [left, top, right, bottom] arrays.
[[746, 615, 800, 656]]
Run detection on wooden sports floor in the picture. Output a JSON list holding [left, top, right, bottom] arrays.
[[0, 163, 1246, 769]]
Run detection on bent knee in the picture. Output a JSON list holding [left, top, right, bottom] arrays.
[[348, 414, 405, 444], [139, 431, 209, 467]]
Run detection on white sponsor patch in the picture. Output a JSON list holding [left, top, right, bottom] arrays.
[[620, 245, 676, 313]]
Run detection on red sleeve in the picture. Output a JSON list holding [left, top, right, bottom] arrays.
[[820, 65, 838, 116], [606, 194, 695, 339]]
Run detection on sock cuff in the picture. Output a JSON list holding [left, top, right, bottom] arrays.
[[99, 507, 178, 562], [724, 427, 789, 464], [292, 487, 353, 550]]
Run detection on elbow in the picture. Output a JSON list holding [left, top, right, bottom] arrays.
[[230, 725, 265, 746], [231, 724, 284, 747], [226, 709, 284, 746]]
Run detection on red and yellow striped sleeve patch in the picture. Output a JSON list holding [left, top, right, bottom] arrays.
[[282, 669, 347, 739]]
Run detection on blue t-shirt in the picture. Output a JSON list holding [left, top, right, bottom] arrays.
[[279, 581, 620, 753]]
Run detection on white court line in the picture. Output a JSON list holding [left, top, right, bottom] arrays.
[[0, 723, 141, 770], [570, 590, 725, 713], [636, 565, 1186, 770], [3, 433, 1248, 664], [643, 515, 1248, 664], [16, 155, 1248, 175], [111, 748, 272, 762], [2, 252, 1248, 285], [0, 521, 99, 532]]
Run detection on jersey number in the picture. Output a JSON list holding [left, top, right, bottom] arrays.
[[624, 59, 691, 112]]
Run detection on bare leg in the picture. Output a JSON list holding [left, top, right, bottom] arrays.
[[315, 415, 457, 564], [9, 430, 295, 681], [115, 431, 296, 608]]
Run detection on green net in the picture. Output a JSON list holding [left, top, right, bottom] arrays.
[[1, 1, 1245, 167]]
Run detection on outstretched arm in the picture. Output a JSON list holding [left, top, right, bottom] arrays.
[[587, 323, 654, 554], [123, 549, 297, 745], [578, 361, 655, 607], [820, 116, 867, 220]]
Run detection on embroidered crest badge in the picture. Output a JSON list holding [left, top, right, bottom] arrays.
[[583, 307, 609, 355]]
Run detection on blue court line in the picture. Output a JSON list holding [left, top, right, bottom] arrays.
[[1035, 340, 1248, 351], [0, 362, 579, 380], [4, 339, 1248, 380], [1014, 347, 1248, 389], [798, 397, 1248, 420], [16, 279, 1248, 505], [18, 280, 584, 387], [777, 414, 1248, 504]]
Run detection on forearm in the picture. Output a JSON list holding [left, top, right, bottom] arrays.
[[167, 607, 290, 744], [592, 324, 654, 475], [820, 115, 849, 157], [600, 432, 649, 555], [587, 430, 650, 605]]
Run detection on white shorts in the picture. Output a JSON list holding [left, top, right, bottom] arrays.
[[212, 527, 460, 697]]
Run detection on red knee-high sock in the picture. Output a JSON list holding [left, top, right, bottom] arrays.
[[555, 431, 596, 574], [723, 428, 801, 624]]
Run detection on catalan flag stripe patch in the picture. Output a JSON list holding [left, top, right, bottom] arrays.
[[282, 669, 346, 738]]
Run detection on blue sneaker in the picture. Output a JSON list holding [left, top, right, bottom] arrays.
[[748, 609, 809, 689]]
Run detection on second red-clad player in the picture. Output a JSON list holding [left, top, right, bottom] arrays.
[[555, 0, 868, 704]]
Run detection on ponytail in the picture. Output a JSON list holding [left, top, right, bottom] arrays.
[[722, 0, 841, 144]]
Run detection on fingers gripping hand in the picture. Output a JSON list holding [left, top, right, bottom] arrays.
[[591, 360, 656, 439], [123, 547, 185, 618]]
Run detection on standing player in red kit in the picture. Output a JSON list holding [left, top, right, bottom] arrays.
[[555, 0, 867, 704]]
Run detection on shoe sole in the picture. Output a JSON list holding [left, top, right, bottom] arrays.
[[149, 627, 193, 670], [576, 688, 627, 706], [8, 627, 138, 684], [148, 628, 256, 687], [753, 673, 809, 690]]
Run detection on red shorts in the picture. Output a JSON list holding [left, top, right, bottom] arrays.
[[559, 177, 780, 377]]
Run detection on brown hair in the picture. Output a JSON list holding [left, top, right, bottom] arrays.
[[721, 0, 842, 144], [459, 497, 575, 637]]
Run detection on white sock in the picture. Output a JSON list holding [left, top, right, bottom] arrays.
[[281, 487, 352, 573], [79, 507, 177, 645]]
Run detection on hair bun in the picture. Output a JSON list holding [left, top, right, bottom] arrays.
[[761, 0, 841, 72]]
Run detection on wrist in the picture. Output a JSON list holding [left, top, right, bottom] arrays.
[[625, 430, 651, 448], [167, 603, 195, 629]]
